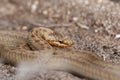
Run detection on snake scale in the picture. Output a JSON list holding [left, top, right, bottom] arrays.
[[0, 27, 120, 80]]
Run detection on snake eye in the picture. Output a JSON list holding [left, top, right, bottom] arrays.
[[58, 40, 63, 43]]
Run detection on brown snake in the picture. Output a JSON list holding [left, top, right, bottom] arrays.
[[0, 27, 120, 80]]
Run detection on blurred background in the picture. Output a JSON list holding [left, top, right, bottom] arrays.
[[0, 0, 120, 80]]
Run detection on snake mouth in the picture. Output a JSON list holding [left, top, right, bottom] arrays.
[[47, 40, 73, 47]]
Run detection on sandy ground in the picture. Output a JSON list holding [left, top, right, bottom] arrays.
[[0, 0, 120, 80]]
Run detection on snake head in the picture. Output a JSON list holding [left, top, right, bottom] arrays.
[[31, 27, 73, 47]]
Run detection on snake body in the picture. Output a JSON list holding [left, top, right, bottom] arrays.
[[0, 27, 120, 80]]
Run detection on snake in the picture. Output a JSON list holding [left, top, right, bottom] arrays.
[[0, 27, 120, 80]]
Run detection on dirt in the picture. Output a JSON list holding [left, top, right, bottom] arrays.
[[0, 0, 120, 80]]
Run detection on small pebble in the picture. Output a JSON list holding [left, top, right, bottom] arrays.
[[21, 26, 28, 31], [76, 23, 89, 29], [115, 34, 120, 39]]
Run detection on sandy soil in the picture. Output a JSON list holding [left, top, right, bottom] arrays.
[[0, 0, 120, 80]]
